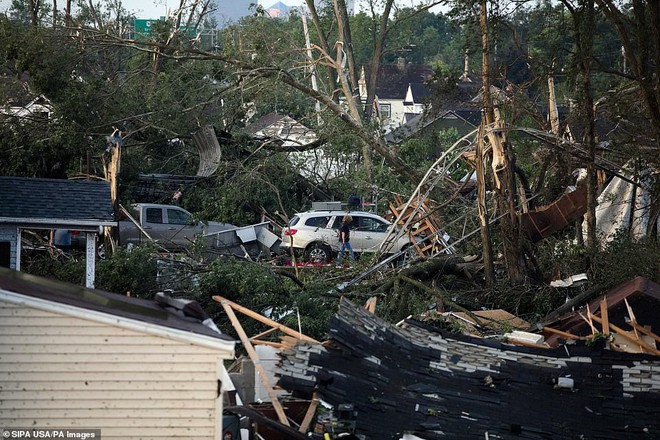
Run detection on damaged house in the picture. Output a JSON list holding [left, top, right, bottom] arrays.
[[276, 297, 660, 440]]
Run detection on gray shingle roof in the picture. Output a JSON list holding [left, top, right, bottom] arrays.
[[364, 63, 434, 100], [0, 176, 115, 224]]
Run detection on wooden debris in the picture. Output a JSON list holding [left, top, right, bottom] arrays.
[[589, 313, 660, 355], [218, 297, 290, 426], [600, 297, 610, 335], [542, 326, 583, 340], [212, 295, 320, 345], [298, 392, 319, 434], [363, 296, 377, 313], [386, 194, 447, 258]]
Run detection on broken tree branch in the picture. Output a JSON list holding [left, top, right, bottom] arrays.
[[398, 275, 484, 327]]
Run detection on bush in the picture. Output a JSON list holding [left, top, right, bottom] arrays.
[[591, 233, 660, 287], [96, 245, 159, 298]]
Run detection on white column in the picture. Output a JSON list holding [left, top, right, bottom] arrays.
[[85, 232, 96, 288], [15, 228, 22, 271]]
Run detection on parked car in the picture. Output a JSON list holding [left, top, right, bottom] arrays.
[[118, 203, 236, 251], [280, 209, 413, 262]]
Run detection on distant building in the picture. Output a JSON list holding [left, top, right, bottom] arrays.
[[265, 1, 292, 17], [210, 0, 254, 25], [265, 0, 355, 16], [359, 57, 434, 131]]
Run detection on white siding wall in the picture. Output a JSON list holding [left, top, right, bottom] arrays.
[[383, 99, 406, 130], [0, 300, 230, 440]]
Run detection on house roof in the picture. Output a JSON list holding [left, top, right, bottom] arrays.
[[408, 82, 432, 102], [384, 108, 481, 144], [243, 113, 318, 148], [0, 266, 235, 350], [363, 63, 434, 100], [0, 176, 116, 228], [244, 113, 286, 135]]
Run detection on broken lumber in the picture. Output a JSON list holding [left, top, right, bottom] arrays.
[[590, 314, 660, 355], [218, 298, 290, 426], [212, 296, 319, 344]]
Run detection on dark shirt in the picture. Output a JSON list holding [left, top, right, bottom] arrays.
[[339, 223, 351, 243]]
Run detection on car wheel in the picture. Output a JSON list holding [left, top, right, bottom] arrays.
[[304, 243, 332, 263], [395, 245, 418, 267], [97, 243, 106, 260]]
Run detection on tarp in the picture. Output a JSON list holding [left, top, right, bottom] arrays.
[[588, 166, 658, 243]]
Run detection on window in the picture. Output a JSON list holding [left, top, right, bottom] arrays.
[[359, 217, 388, 232], [145, 208, 163, 224], [305, 216, 330, 228], [380, 103, 391, 120], [167, 208, 191, 225], [289, 216, 300, 226]]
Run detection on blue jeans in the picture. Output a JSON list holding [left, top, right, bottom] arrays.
[[337, 241, 355, 264]]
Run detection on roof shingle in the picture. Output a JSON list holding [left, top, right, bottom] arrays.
[[0, 176, 114, 223]]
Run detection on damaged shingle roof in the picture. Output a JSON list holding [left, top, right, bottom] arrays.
[[277, 299, 660, 440], [0, 176, 115, 225]]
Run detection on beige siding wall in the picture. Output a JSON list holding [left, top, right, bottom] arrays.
[[0, 300, 229, 440]]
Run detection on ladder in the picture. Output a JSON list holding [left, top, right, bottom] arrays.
[[387, 194, 450, 258]]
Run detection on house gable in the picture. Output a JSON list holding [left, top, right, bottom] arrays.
[[359, 61, 434, 128]]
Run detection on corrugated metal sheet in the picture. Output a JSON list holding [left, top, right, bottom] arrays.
[[192, 125, 222, 177]]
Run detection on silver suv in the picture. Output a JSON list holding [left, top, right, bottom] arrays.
[[280, 210, 412, 262]]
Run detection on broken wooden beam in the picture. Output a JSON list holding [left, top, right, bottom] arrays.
[[590, 314, 660, 355], [212, 295, 320, 344], [218, 298, 291, 426], [298, 392, 319, 433], [542, 326, 583, 340]]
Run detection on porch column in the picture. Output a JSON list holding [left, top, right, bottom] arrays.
[[85, 232, 96, 288], [15, 228, 22, 272]]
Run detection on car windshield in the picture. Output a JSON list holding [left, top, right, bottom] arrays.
[[289, 215, 300, 226]]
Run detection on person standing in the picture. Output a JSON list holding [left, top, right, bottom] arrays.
[[336, 215, 356, 267], [50, 229, 72, 251]]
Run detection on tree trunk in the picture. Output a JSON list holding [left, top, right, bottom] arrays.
[[565, 0, 597, 251], [476, 121, 495, 287], [65, 0, 71, 25], [479, 0, 524, 283], [29, 0, 41, 26]]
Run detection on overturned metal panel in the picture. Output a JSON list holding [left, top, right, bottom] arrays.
[[277, 300, 660, 440], [205, 222, 281, 259], [192, 125, 222, 177], [520, 186, 588, 242]]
